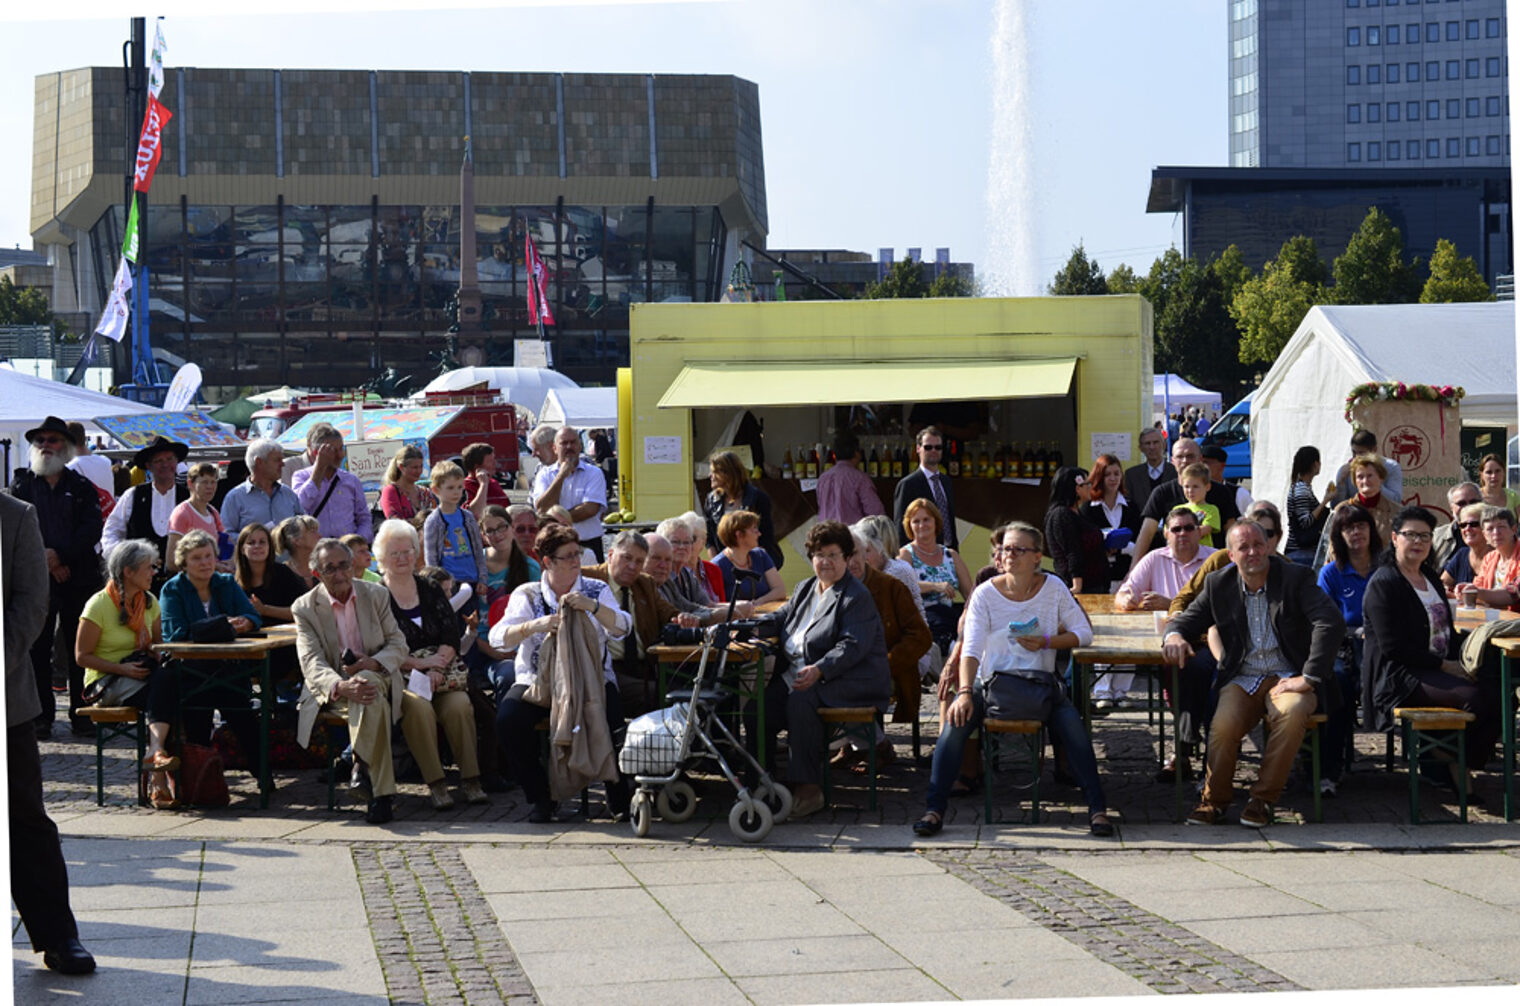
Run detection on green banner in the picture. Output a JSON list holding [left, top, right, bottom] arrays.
[[122, 198, 139, 263]]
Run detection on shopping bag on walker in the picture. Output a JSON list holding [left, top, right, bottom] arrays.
[[618, 704, 689, 776]]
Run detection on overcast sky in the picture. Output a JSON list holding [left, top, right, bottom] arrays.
[[0, 0, 1223, 292]]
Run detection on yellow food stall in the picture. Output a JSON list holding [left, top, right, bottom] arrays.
[[627, 295, 1153, 588]]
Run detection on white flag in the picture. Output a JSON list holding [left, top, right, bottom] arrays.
[[95, 259, 133, 343], [148, 20, 167, 100]]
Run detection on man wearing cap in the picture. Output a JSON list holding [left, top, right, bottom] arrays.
[[1199, 443, 1253, 516], [8, 416, 105, 737], [101, 435, 191, 585]]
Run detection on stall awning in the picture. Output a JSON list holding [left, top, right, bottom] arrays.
[[657, 357, 1078, 409]]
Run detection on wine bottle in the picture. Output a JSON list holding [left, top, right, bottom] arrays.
[[1034, 442, 1048, 479], [781, 448, 793, 480], [946, 439, 961, 478], [806, 447, 819, 479], [866, 444, 880, 478]]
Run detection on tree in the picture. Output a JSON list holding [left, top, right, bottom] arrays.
[[1138, 247, 1185, 326], [927, 269, 977, 298], [1230, 235, 1328, 365], [862, 259, 974, 299], [1155, 253, 1254, 391], [0, 275, 53, 326], [1331, 206, 1420, 304], [1420, 239, 1493, 303], [1047, 242, 1108, 295], [1105, 263, 1140, 294]]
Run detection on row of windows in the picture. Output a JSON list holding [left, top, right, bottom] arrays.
[[1348, 95, 1507, 121], [1347, 56, 1504, 82], [1348, 19, 1504, 45], [1346, 134, 1508, 161], [1351, 0, 1497, 6]]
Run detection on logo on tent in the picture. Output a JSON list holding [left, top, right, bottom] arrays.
[[1384, 426, 1429, 471]]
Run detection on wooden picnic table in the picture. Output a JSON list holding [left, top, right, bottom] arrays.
[[1452, 606, 1520, 821]]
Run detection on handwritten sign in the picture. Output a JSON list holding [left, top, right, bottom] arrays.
[[1090, 432, 1131, 462], [344, 439, 419, 490], [644, 436, 682, 465]]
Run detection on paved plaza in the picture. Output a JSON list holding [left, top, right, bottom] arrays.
[[14, 706, 1520, 1003]]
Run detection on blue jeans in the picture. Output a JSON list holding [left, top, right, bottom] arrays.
[[924, 686, 1107, 817]]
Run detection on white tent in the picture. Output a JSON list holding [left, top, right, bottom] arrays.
[[416, 366, 579, 419], [539, 387, 617, 429], [0, 368, 164, 456], [1252, 302, 1516, 504], [1152, 374, 1222, 418]]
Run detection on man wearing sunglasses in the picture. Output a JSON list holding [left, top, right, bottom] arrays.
[[892, 426, 958, 551], [1431, 481, 1482, 569]]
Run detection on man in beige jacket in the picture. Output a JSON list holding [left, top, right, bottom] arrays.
[[293, 538, 410, 823]]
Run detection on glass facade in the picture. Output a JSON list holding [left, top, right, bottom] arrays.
[[91, 200, 726, 387]]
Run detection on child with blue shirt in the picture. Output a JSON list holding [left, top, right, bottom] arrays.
[[422, 461, 487, 608]]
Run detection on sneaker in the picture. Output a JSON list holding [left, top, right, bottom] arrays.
[[1186, 802, 1226, 826], [1240, 797, 1272, 828], [1319, 777, 1338, 799], [1114, 697, 1135, 710], [460, 779, 490, 805], [1093, 698, 1115, 711], [428, 780, 455, 811]]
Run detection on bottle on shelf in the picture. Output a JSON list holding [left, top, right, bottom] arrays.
[[806, 446, 820, 479], [1049, 440, 1064, 477], [825, 447, 837, 471], [781, 447, 794, 480], [1021, 441, 1036, 478], [946, 439, 961, 478], [979, 443, 992, 478], [992, 443, 1006, 479], [892, 445, 906, 478], [867, 444, 880, 478], [1033, 442, 1048, 479]]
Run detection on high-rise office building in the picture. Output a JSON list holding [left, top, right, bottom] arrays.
[[1229, 0, 1508, 169]]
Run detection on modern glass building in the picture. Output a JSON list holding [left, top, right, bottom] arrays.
[[30, 68, 767, 390], [1228, 0, 1508, 170]]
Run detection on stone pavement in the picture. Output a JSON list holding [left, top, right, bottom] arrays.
[[15, 701, 1520, 1002]]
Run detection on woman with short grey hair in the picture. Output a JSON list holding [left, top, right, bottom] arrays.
[[75, 540, 179, 807]]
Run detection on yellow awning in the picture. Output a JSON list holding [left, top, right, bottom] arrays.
[[656, 357, 1078, 409]]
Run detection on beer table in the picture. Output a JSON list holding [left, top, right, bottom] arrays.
[[1453, 606, 1519, 821], [153, 623, 299, 809]]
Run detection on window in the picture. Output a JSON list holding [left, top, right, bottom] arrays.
[[1448, 98, 1461, 118], [1349, 65, 1362, 84], [1408, 22, 1421, 40], [1467, 97, 1480, 117], [1428, 99, 1441, 118], [1427, 60, 1440, 79], [1387, 62, 1400, 82], [1388, 139, 1402, 159], [1369, 141, 1382, 160], [1466, 58, 1479, 78], [1466, 19, 1479, 40], [1408, 100, 1420, 119], [1446, 59, 1460, 79], [1488, 134, 1502, 155], [1466, 136, 1480, 156], [1427, 138, 1441, 158], [1348, 103, 1362, 123], [1388, 101, 1400, 121], [1447, 136, 1461, 157], [1348, 26, 1361, 45], [1487, 18, 1501, 38], [1487, 57, 1502, 77], [1368, 63, 1382, 83], [1346, 0, 1358, 5], [1388, 24, 1400, 43], [1368, 26, 1381, 45], [1446, 21, 1459, 41], [1348, 142, 1362, 162], [1368, 102, 1382, 122], [1426, 22, 1439, 42], [1408, 61, 1420, 80], [1488, 95, 1502, 116], [1409, 139, 1422, 159]]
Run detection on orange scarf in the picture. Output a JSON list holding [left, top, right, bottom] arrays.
[[108, 580, 151, 650]]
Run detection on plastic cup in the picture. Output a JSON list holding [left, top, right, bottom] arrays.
[[1461, 586, 1478, 609], [1153, 610, 1168, 636]]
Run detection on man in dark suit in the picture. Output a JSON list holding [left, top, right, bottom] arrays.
[[1163, 520, 1345, 829], [1123, 427, 1174, 514], [892, 426, 957, 550], [3, 492, 95, 975]]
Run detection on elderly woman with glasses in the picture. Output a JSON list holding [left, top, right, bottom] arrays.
[[1441, 503, 1495, 594], [1456, 507, 1520, 611]]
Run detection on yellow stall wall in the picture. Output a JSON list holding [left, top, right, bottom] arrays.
[[628, 295, 1153, 585]]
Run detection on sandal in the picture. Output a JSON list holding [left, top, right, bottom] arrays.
[[144, 752, 180, 773], [912, 812, 943, 837], [949, 774, 981, 798], [1089, 813, 1115, 837], [148, 770, 178, 810]]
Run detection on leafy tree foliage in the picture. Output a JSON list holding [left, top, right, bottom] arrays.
[[1331, 206, 1421, 304], [1105, 263, 1140, 294], [1229, 235, 1328, 365], [1155, 252, 1254, 390], [1419, 239, 1493, 303], [863, 259, 973, 299], [1047, 243, 1108, 295], [928, 270, 977, 298], [0, 275, 53, 326]]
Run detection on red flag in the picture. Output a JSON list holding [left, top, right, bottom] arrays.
[[133, 95, 173, 193], [524, 235, 556, 326]]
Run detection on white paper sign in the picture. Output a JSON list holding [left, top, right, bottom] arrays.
[[644, 436, 682, 464], [407, 669, 434, 701], [1090, 432, 1132, 462], [344, 439, 405, 489], [514, 339, 550, 369], [798, 478, 819, 493]]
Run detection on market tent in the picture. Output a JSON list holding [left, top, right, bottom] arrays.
[[416, 367, 579, 419], [1252, 302, 1516, 502], [209, 386, 311, 429], [1152, 374, 1222, 417], [539, 387, 618, 428], [0, 367, 163, 457]]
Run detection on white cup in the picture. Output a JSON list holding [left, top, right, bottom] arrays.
[[1153, 610, 1168, 636]]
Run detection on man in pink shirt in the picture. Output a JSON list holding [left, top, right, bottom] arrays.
[[815, 432, 884, 526], [1115, 506, 1217, 611]]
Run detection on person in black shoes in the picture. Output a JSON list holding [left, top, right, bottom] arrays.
[[4, 492, 95, 975]]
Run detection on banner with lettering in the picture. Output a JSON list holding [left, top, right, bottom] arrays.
[[133, 94, 172, 193]]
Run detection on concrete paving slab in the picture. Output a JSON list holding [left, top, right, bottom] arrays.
[[1038, 852, 1252, 892], [73, 906, 199, 942], [1114, 824, 1273, 850], [624, 854, 794, 886], [486, 886, 667, 923], [1342, 902, 1520, 943], [1183, 911, 1395, 953], [764, 848, 946, 883], [1418, 936, 1520, 979], [514, 940, 723, 985], [607, 844, 769, 864], [62, 836, 205, 863], [697, 819, 844, 849], [665, 901, 865, 943], [183, 960, 386, 1003], [191, 901, 375, 936], [546, 821, 653, 845], [534, 976, 749, 1006], [1250, 943, 1495, 989], [463, 844, 618, 877], [702, 932, 912, 977], [979, 824, 1128, 852], [805, 871, 1024, 926], [153, 816, 318, 841], [69, 875, 204, 911], [890, 924, 1098, 972], [498, 913, 694, 956], [1198, 849, 1404, 888], [12, 963, 188, 1004], [1117, 885, 1322, 923], [832, 823, 978, 849], [735, 966, 951, 1005], [455, 861, 637, 893], [1386, 852, 1520, 905], [189, 927, 374, 969], [941, 958, 1157, 1000]]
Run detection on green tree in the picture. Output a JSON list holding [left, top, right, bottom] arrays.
[[0, 274, 53, 326], [1138, 247, 1185, 324], [1155, 253, 1254, 391], [1420, 238, 1493, 303], [1230, 235, 1328, 365], [1047, 242, 1108, 295], [1331, 206, 1421, 304], [1105, 263, 1140, 294], [927, 269, 976, 298], [1211, 244, 1252, 303], [862, 259, 974, 299]]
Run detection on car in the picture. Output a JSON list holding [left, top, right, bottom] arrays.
[[1200, 391, 1254, 482]]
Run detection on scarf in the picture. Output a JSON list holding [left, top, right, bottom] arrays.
[[1356, 491, 1382, 509], [108, 579, 151, 650]]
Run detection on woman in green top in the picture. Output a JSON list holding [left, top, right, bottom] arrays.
[[74, 539, 178, 808]]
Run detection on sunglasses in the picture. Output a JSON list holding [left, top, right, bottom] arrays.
[[1457, 520, 1483, 530]]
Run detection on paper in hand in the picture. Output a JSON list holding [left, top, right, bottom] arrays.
[[407, 669, 433, 701]]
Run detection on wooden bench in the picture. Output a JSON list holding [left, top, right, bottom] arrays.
[[318, 709, 351, 811], [983, 718, 1043, 825], [820, 706, 879, 810], [78, 705, 146, 807], [1394, 706, 1477, 824]]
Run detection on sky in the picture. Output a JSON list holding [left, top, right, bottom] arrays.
[[0, 0, 1224, 294]]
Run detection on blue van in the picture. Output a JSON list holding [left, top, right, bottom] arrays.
[[1200, 391, 1253, 482]]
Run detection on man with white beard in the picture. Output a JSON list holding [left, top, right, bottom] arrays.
[[8, 416, 104, 738]]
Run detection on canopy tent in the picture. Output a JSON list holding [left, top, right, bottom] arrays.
[[1152, 374, 1222, 417], [539, 387, 618, 429], [209, 386, 311, 429], [416, 366, 579, 419], [1252, 302, 1516, 502], [0, 368, 163, 462]]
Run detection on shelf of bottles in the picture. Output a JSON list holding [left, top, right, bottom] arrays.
[[777, 438, 1064, 482]]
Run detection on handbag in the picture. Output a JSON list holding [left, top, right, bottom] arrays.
[[190, 615, 236, 644], [983, 669, 1057, 723], [178, 742, 230, 807], [81, 649, 158, 705], [408, 645, 469, 693]]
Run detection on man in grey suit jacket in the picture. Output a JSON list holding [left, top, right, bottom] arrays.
[[3, 493, 95, 974], [1122, 427, 1175, 514], [1163, 520, 1344, 829], [293, 538, 410, 823]]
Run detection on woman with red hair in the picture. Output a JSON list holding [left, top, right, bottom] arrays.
[[1083, 452, 1142, 710]]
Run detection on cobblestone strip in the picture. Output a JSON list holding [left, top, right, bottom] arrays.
[[927, 850, 1304, 995], [353, 845, 537, 1005]]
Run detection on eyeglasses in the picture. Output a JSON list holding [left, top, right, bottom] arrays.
[[1005, 546, 1040, 558], [920, 443, 943, 451], [546, 551, 582, 566], [482, 525, 510, 537], [812, 550, 846, 563], [667, 537, 694, 546], [316, 562, 351, 576], [1167, 525, 1198, 534], [1396, 530, 1433, 543], [1458, 520, 1483, 530]]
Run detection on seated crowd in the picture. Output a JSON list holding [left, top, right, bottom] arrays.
[[11, 414, 1516, 834]]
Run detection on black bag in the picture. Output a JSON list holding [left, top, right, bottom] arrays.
[[190, 615, 236, 644], [983, 669, 1057, 722]]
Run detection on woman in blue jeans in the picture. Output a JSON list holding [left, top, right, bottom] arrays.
[[1314, 504, 1380, 795], [913, 521, 1113, 837]]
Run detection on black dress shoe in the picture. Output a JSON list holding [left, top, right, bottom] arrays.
[[70, 718, 96, 738], [34, 721, 52, 741], [528, 801, 556, 823], [43, 937, 95, 975], [365, 795, 394, 824]]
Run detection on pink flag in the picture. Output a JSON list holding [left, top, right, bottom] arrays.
[[524, 235, 556, 327], [133, 95, 172, 193]]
